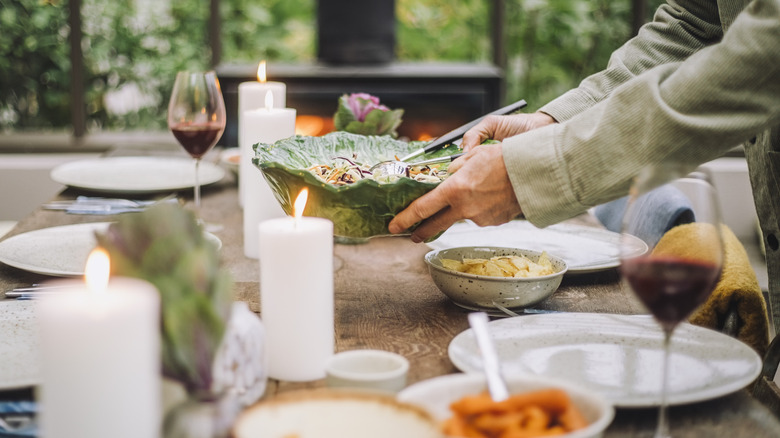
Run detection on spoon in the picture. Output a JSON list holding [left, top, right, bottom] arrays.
[[468, 311, 509, 401], [369, 153, 464, 179], [400, 99, 528, 162]]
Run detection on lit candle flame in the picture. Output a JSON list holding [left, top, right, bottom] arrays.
[[257, 61, 267, 83], [293, 188, 309, 228], [265, 90, 274, 110], [85, 248, 110, 294]]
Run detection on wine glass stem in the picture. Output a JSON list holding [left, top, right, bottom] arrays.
[[193, 158, 202, 211], [656, 328, 673, 438]]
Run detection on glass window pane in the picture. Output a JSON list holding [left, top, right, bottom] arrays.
[[0, 0, 71, 132], [221, 0, 316, 62], [396, 0, 490, 62], [82, 0, 210, 132], [504, 0, 657, 110]]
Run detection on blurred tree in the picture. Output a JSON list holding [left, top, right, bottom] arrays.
[[396, 0, 491, 62], [81, 0, 210, 131], [0, 0, 70, 131], [502, 0, 664, 110], [220, 0, 315, 62], [504, 0, 632, 110]]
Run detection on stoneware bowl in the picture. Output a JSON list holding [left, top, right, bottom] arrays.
[[398, 373, 614, 438], [325, 349, 410, 393], [424, 246, 567, 312], [232, 389, 440, 438]]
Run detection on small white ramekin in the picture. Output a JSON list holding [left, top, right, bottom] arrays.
[[325, 349, 410, 393]]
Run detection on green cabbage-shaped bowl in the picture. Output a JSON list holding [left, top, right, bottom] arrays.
[[252, 132, 459, 239]]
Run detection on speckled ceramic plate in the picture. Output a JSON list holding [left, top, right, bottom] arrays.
[[427, 220, 648, 274], [0, 301, 40, 389], [0, 222, 221, 277], [51, 156, 225, 194], [448, 313, 762, 407]]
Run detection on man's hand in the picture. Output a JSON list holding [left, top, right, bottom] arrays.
[[388, 144, 523, 243], [461, 112, 556, 152]]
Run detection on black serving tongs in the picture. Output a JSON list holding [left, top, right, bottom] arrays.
[[399, 99, 528, 162]]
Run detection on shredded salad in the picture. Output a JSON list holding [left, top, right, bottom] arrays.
[[307, 155, 448, 185]]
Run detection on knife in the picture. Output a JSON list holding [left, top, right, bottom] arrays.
[[400, 99, 528, 162]]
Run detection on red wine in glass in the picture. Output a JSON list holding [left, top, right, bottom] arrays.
[[170, 122, 225, 159], [620, 164, 724, 438], [167, 71, 226, 223], [621, 256, 721, 331]]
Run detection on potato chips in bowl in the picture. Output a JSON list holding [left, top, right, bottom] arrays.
[[440, 252, 557, 278], [425, 246, 567, 312]]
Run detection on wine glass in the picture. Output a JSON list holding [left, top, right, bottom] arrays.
[[619, 164, 723, 438], [167, 71, 226, 222]]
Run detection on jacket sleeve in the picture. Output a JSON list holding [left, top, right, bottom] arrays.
[[503, 0, 780, 227], [539, 0, 725, 122]]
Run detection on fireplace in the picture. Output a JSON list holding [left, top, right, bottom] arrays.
[[216, 61, 503, 146], [215, 0, 503, 145]]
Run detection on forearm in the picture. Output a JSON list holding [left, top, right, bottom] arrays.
[[506, 0, 780, 226]]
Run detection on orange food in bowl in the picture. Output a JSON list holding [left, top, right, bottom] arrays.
[[442, 389, 588, 438]]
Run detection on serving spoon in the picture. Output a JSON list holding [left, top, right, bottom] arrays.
[[400, 99, 528, 162], [468, 311, 509, 401], [369, 99, 527, 178], [369, 153, 464, 178]]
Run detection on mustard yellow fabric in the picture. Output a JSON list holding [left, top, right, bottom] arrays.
[[652, 223, 769, 356]]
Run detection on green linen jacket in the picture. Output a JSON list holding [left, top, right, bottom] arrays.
[[501, 0, 780, 328]]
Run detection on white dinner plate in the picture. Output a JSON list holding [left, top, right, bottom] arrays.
[[0, 222, 221, 277], [427, 220, 647, 274], [219, 147, 240, 175], [0, 301, 40, 389], [50, 156, 225, 194], [448, 313, 762, 407]]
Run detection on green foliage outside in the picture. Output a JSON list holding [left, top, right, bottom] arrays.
[[81, 0, 211, 131], [0, 0, 662, 133], [504, 0, 634, 110], [396, 0, 491, 63], [0, 0, 71, 129], [220, 0, 315, 62]]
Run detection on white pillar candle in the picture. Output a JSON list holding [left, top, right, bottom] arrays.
[[259, 190, 334, 381], [238, 61, 287, 207], [38, 249, 160, 438], [242, 91, 296, 259]]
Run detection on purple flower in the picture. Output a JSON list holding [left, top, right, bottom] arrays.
[[346, 93, 390, 122]]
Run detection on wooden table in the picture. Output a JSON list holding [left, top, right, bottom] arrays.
[[1, 173, 779, 437]]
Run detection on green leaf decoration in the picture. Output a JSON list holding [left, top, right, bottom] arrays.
[[94, 203, 232, 395], [343, 108, 404, 138]]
